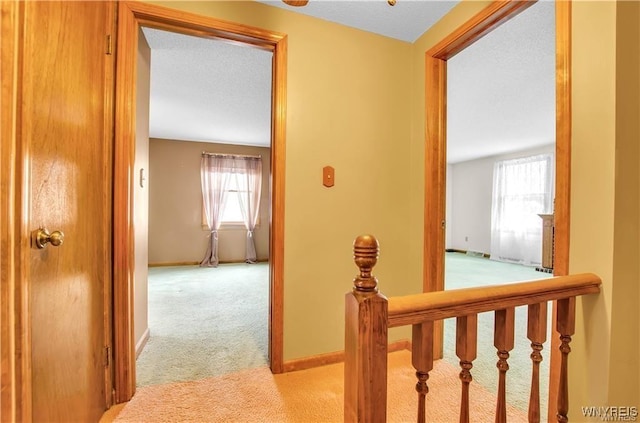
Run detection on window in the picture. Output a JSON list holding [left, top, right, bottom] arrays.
[[200, 154, 262, 229], [199, 153, 263, 265], [220, 171, 249, 225], [490, 153, 554, 266]]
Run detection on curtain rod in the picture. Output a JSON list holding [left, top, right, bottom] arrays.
[[202, 152, 261, 159]]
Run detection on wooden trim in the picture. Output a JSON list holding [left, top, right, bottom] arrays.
[[283, 340, 411, 373], [549, 1, 572, 419], [553, 1, 571, 279], [269, 29, 287, 375], [148, 259, 270, 267], [445, 249, 490, 258], [134, 328, 150, 359], [113, 1, 287, 402], [388, 339, 412, 353], [424, 55, 447, 358], [283, 349, 343, 373], [1, 1, 21, 420], [148, 261, 200, 267], [113, 2, 138, 403], [120, 1, 281, 51], [426, 0, 536, 60], [2, 2, 32, 421], [388, 273, 600, 328], [103, 1, 117, 410], [423, 55, 446, 297]]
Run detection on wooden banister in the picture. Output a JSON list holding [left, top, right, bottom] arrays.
[[344, 235, 388, 423], [527, 302, 548, 423], [412, 322, 434, 423], [556, 297, 576, 423], [494, 308, 515, 423], [344, 235, 602, 423], [456, 314, 477, 423], [387, 273, 601, 328]]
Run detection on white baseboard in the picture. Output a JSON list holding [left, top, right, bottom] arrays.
[[135, 327, 150, 359]]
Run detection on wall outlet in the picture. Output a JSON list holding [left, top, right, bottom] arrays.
[[465, 236, 468, 242]]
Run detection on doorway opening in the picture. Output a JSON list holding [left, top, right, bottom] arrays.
[[423, 1, 571, 419], [132, 26, 273, 387], [442, 0, 556, 413], [113, 1, 287, 403]]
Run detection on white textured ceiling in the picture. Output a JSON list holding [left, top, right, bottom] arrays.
[[256, 0, 458, 43], [143, 27, 273, 147], [144, 0, 555, 162], [447, 0, 555, 163]]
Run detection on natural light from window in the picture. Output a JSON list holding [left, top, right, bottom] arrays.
[[221, 172, 248, 224]]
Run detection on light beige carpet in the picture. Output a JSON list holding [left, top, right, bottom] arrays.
[[113, 351, 528, 422], [137, 263, 269, 387]]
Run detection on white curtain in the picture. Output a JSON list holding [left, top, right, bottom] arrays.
[[234, 157, 262, 263], [200, 154, 235, 267], [490, 154, 554, 266]]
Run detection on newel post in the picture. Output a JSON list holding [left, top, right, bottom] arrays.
[[344, 235, 389, 423]]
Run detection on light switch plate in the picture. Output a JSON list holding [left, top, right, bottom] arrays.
[[323, 166, 334, 187]]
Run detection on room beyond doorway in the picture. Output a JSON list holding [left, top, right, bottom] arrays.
[[136, 264, 269, 386], [134, 26, 273, 386], [113, 1, 288, 402], [445, 0, 556, 270]]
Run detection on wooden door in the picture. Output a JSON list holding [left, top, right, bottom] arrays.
[[20, 1, 114, 421]]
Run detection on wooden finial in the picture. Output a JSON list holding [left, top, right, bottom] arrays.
[[353, 235, 379, 292]]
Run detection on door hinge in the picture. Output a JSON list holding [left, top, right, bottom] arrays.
[[104, 346, 111, 367], [106, 34, 113, 55]]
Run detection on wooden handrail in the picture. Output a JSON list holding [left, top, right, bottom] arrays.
[[388, 273, 601, 328], [344, 235, 602, 423]]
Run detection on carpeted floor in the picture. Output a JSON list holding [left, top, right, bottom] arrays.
[[136, 263, 269, 386], [129, 255, 552, 421], [114, 350, 528, 422], [443, 252, 553, 416]]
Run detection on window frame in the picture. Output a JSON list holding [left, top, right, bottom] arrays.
[[200, 166, 261, 230]]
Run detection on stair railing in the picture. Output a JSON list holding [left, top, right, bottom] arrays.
[[344, 235, 601, 423]]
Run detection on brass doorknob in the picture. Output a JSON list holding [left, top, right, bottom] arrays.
[[34, 228, 64, 249]]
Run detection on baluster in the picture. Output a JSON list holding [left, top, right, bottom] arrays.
[[527, 302, 548, 423], [344, 235, 389, 423], [456, 314, 477, 423], [494, 308, 515, 423], [556, 298, 575, 423], [412, 321, 434, 423]]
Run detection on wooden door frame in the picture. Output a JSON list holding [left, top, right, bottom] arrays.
[[423, 0, 571, 417], [1, 2, 26, 420], [113, 1, 287, 403]]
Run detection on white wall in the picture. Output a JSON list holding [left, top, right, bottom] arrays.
[[448, 156, 493, 253], [447, 144, 555, 254], [445, 164, 453, 248]]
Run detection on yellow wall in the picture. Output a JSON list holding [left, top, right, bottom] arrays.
[[610, 0, 639, 406], [141, 2, 640, 409], [567, 0, 640, 412], [144, 0, 416, 359], [148, 139, 271, 264], [569, 1, 616, 409]]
